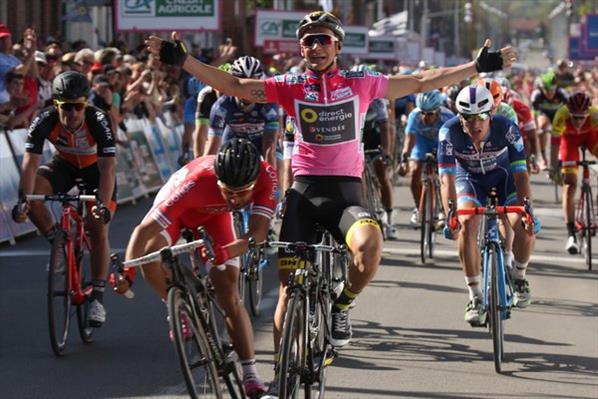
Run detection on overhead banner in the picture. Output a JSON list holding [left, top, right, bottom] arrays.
[[343, 26, 369, 55], [115, 0, 221, 32], [255, 10, 305, 47], [581, 14, 598, 55], [368, 36, 396, 60]]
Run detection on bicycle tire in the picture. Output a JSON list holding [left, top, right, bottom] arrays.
[[488, 245, 504, 373], [167, 286, 223, 399], [420, 185, 430, 264], [47, 228, 71, 357], [314, 285, 332, 399], [247, 254, 264, 318], [279, 291, 308, 399], [584, 189, 593, 270], [75, 243, 94, 344]]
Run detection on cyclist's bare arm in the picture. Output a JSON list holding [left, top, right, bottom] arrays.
[[402, 134, 416, 159], [19, 152, 43, 195], [146, 33, 267, 103], [513, 170, 532, 205], [97, 157, 116, 207], [440, 173, 457, 215], [204, 134, 222, 155], [125, 218, 164, 263], [225, 214, 271, 258]]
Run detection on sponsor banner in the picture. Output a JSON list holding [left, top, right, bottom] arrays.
[[368, 36, 396, 60], [125, 119, 163, 192], [115, 0, 221, 32], [0, 131, 36, 240], [255, 10, 305, 46], [581, 14, 598, 54], [142, 120, 173, 182], [343, 26, 369, 55], [263, 40, 300, 54], [114, 131, 141, 203]]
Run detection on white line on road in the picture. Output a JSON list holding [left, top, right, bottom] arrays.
[[383, 246, 588, 265]]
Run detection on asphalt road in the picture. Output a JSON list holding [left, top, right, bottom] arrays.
[[1, 173, 597, 399]]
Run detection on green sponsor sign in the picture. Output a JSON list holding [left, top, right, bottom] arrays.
[[370, 40, 394, 53], [345, 33, 366, 47], [282, 20, 298, 38], [156, 0, 215, 17]]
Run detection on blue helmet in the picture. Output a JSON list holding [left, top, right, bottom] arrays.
[[187, 77, 205, 97], [416, 90, 443, 111]]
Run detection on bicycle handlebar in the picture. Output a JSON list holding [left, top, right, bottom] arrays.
[[123, 238, 206, 268], [561, 160, 598, 167], [25, 194, 97, 202], [265, 240, 344, 254]]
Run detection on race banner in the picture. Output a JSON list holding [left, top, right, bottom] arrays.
[[342, 26, 369, 55], [255, 10, 306, 47], [368, 36, 397, 60], [125, 119, 163, 192], [115, 0, 221, 32], [143, 120, 174, 182], [155, 117, 183, 170]]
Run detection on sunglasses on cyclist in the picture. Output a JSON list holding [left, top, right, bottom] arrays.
[[217, 180, 256, 196], [300, 34, 338, 48], [571, 114, 588, 120], [460, 112, 490, 122], [55, 100, 86, 112], [421, 109, 439, 117]]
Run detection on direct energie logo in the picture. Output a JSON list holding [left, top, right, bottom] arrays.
[[300, 108, 318, 123]]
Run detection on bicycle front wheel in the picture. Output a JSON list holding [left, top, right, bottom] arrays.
[[488, 246, 504, 373], [47, 229, 71, 357], [584, 189, 593, 270], [168, 287, 222, 399], [75, 243, 94, 344], [279, 291, 308, 399], [420, 186, 430, 264], [247, 255, 264, 317]]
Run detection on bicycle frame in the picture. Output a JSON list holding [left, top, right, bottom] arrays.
[[480, 216, 511, 320]]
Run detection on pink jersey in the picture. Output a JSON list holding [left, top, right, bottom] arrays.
[[265, 68, 389, 178], [147, 155, 278, 245]]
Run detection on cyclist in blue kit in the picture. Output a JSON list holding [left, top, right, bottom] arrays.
[[439, 85, 539, 326]]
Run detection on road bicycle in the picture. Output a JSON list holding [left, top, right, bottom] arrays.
[[418, 151, 443, 264], [233, 209, 268, 317], [268, 229, 348, 398], [119, 228, 246, 399], [563, 146, 597, 270], [363, 147, 389, 238], [21, 192, 101, 357], [448, 191, 533, 373]]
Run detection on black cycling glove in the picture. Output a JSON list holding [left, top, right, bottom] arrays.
[[474, 45, 503, 73], [159, 40, 188, 67]]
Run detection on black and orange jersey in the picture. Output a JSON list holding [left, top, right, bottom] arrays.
[[25, 105, 116, 168]]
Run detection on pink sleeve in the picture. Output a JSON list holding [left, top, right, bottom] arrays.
[[264, 77, 281, 104]]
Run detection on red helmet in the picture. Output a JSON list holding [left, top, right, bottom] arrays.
[[567, 92, 591, 116]]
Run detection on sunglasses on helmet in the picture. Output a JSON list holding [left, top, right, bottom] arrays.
[[300, 33, 338, 48], [54, 99, 86, 112], [460, 112, 490, 122]]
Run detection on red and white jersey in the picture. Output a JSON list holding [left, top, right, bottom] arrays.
[[147, 155, 277, 244], [509, 96, 536, 135]]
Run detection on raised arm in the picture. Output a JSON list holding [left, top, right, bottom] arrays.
[[145, 32, 267, 103], [386, 39, 517, 100]]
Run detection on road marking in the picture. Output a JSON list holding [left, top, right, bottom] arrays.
[[382, 247, 589, 265]]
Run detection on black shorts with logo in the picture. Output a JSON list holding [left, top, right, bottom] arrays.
[[278, 176, 378, 267], [38, 155, 117, 210]]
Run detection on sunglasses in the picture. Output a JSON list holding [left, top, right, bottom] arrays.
[[421, 109, 438, 117], [300, 34, 338, 48], [55, 100, 86, 111], [460, 112, 490, 122], [217, 180, 256, 196], [571, 114, 588, 120]]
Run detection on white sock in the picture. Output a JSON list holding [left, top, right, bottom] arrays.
[[241, 359, 258, 381], [503, 250, 514, 269], [465, 275, 482, 300], [512, 259, 528, 280], [385, 209, 393, 225]]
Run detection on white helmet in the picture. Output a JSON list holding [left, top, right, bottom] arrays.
[[455, 86, 494, 115], [231, 56, 264, 79]]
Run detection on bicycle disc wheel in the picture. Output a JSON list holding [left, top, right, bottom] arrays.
[[420, 188, 430, 264], [75, 244, 94, 344], [168, 287, 222, 399], [488, 246, 504, 373], [279, 291, 307, 399], [47, 229, 71, 357], [248, 255, 264, 318]]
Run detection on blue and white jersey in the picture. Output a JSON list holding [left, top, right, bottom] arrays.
[[208, 96, 279, 141], [438, 115, 527, 176], [406, 106, 454, 141]]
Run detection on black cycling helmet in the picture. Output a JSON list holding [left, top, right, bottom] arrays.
[[214, 138, 261, 188], [52, 71, 90, 100], [296, 11, 345, 42]]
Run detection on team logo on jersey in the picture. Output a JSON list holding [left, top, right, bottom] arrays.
[[330, 87, 353, 101], [297, 98, 356, 145], [305, 92, 319, 101], [343, 71, 365, 79]]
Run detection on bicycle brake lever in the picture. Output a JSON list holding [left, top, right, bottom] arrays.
[[197, 227, 216, 262]]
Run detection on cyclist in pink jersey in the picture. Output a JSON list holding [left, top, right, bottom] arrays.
[[145, 11, 517, 395], [120, 139, 277, 397]]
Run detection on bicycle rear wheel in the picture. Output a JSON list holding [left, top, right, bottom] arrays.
[[488, 246, 504, 373], [279, 291, 308, 399], [583, 189, 593, 270], [168, 286, 222, 399], [420, 186, 431, 264], [75, 243, 94, 344], [47, 229, 71, 357], [247, 254, 264, 317]]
